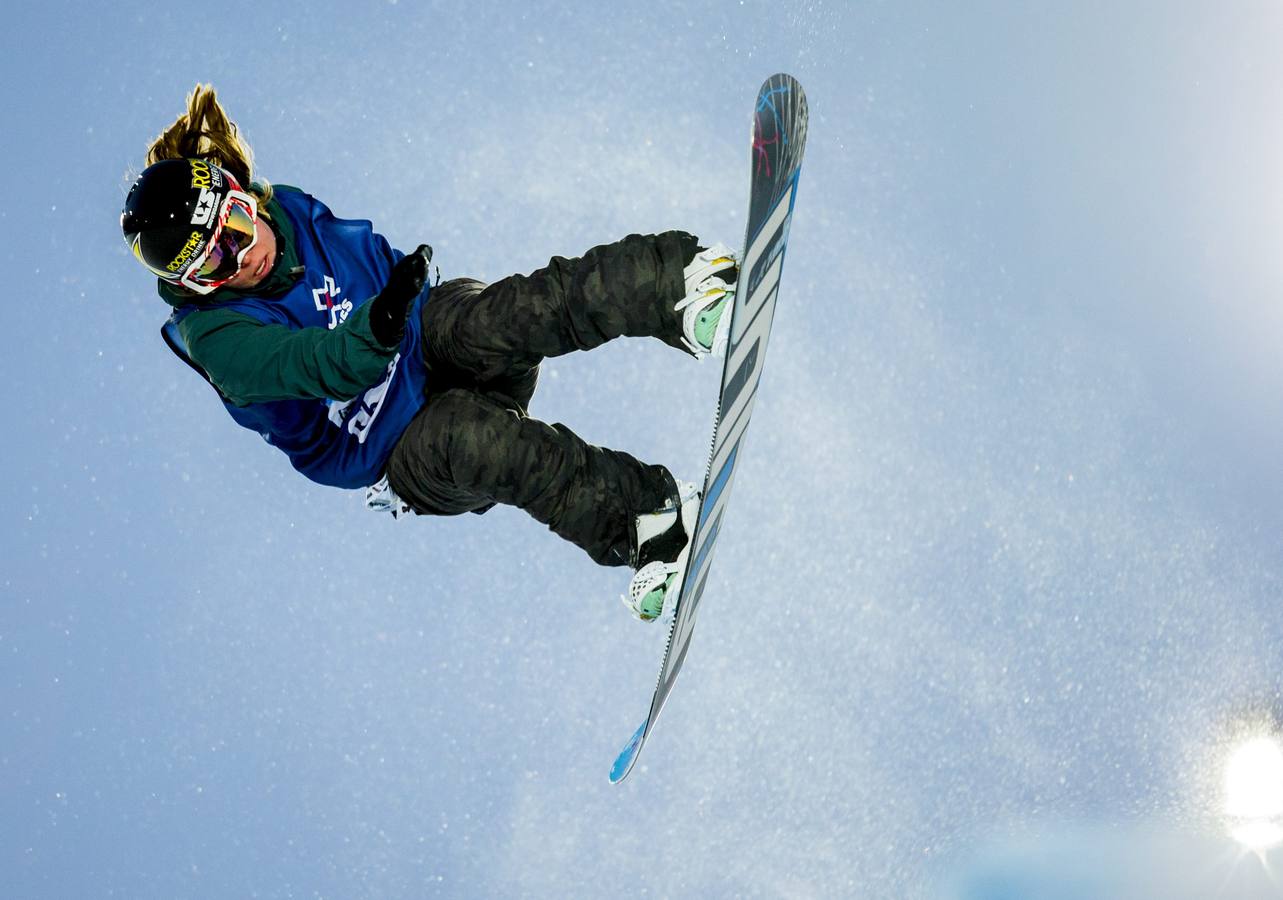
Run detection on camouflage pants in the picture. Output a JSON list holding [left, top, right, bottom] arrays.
[[385, 230, 698, 566]]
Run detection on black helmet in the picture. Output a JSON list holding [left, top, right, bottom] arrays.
[[121, 158, 245, 282]]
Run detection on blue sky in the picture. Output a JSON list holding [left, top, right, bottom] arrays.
[[5, 1, 1283, 897]]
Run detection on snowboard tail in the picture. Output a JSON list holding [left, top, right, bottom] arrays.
[[610, 73, 808, 783]]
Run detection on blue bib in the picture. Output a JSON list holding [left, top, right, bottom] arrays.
[[162, 188, 429, 489]]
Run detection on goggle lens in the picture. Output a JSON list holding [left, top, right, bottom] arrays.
[[191, 196, 257, 285]]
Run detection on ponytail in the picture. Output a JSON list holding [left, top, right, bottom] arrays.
[[145, 83, 273, 206]]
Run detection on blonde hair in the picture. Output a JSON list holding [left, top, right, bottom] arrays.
[[145, 83, 273, 206]]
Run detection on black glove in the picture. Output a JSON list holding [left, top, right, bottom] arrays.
[[369, 244, 433, 347]]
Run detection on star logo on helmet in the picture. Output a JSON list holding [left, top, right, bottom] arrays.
[[191, 188, 218, 227], [313, 275, 353, 330]]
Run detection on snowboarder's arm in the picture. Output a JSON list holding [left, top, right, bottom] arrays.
[[178, 303, 396, 406], [176, 246, 431, 406]]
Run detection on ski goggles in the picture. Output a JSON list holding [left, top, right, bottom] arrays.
[[171, 189, 259, 295]]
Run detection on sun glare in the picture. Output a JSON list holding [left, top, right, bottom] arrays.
[[1224, 735, 1283, 849]]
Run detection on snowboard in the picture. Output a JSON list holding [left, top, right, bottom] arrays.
[[610, 73, 809, 783]]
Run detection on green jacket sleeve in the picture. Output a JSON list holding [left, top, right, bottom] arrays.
[[178, 301, 398, 407]]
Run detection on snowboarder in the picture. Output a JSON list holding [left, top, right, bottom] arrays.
[[121, 85, 736, 621]]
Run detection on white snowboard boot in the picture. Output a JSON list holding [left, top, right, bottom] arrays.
[[676, 243, 738, 358], [624, 480, 701, 622]]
